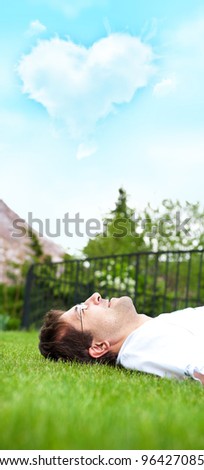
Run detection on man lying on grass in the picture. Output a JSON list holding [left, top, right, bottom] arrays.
[[39, 292, 204, 385]]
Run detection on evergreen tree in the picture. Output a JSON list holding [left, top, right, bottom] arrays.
[[83, 187, 148, 257], [27, 227, 44, 262]]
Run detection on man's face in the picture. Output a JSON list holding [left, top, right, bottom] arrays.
[[61, 292, 135, 343]]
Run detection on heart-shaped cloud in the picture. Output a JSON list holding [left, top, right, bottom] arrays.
[[18, 33, 154, 141]]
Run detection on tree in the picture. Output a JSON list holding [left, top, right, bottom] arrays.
[[83, 188, 204, 258], [141, 199, 204, 251], [27, 228, 44, 262], [83, 188, 148, 257]]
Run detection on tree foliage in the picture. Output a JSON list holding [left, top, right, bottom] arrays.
[[83, 188, 204, 257]]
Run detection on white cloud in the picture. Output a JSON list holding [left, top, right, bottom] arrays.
[[76, 142, 97, 160], [17, 33, 154, 145], [26, 20, 46, 37], [153, 77, 177, 97], [141, 17, 161, 42]]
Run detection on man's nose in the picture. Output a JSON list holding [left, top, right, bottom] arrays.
[[85, 292, 101, 305]]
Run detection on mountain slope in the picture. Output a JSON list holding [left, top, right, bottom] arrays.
[[0, 200, 65, 283]]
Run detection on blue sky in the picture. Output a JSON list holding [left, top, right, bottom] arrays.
[[1, 0, 204, 254]]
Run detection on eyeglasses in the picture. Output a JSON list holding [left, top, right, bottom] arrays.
[[75, 302, 88, 333]]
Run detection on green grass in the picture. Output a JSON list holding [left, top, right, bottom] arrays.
[[0, 331, 204, 450]]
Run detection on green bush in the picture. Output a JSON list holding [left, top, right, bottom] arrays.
[[0, 283, 24, 325], [0, 314, 21, 331], [0, 314, 10, 331]]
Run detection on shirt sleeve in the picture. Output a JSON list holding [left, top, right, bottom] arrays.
[[184, 364, 204, 385]]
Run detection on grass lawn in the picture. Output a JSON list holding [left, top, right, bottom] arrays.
[[0, 331, 204, 450]]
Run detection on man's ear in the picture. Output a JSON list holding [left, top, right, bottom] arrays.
[[88, 341, 110, 359]]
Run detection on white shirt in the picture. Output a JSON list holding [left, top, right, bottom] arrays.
[[117, 306, 204, 382]]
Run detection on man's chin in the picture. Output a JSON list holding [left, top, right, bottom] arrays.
[[111, 296, 133, 308]]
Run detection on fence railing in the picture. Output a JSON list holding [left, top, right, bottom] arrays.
[[22, 249, 204, 328]]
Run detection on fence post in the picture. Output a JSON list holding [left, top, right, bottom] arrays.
[[74, 260, 80, 305], [22, 265, 34, 329]]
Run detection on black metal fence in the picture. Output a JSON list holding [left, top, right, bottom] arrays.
[[23, 249, 204, 328]]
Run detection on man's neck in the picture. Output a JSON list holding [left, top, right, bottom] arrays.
[[111, 313, 152, 354]]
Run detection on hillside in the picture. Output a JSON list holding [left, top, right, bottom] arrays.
[[0, 200, 65, 283]]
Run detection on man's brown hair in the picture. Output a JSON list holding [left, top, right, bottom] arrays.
[[39, 309, 117, 365]]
